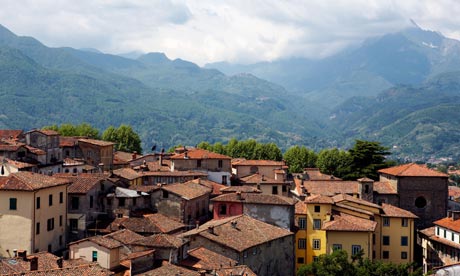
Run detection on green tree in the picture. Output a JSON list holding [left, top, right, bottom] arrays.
[[344, 140, 391, 180], [316, 148, 352, 178], [284, 145, 317, 173], [43, 123, 100, 138], [197, 141, 212, 150], [102, 124, 142, 153]]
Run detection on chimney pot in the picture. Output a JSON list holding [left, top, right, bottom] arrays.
[[27, 256, 38, 271], [57, 257, 63, 268]]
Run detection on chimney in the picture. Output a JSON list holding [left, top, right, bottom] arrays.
[[207, 226, 215, 234], [452, 211, 460, 221], [132, 151, 137, 160], [18, 250, 27, 260], [159, 153, 163, 166], [195, 220, 200, 229], [261, 174, 265, 181], [13, 249, 17, 257], [57, 257, 63, 268], [27, 256, 38, 271], [199, 270, 207, 276], [236, 191, 242, 200], [231, 221, 237, 229]]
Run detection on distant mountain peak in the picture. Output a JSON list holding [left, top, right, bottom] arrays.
[[0, 24, 17, 40], [138, 52, 170, 64]]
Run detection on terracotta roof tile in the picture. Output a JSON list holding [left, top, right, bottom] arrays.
[[144, 213, 185, 233], [4, 158, 36, 169], [78, 138, 115, 147], [55, 174, 106, 194], [26, 129, 58, 136], [163, 181, 212, 200], [374, 181, 397, 194], [419, 226, 460, 250], [190, 178, 227, 196], [171, 148, 231, 160], [211, 192, 296, 206], [104, 229, 144, 244], [112, 168, 142, 180], [322, 211, 377, 231], [293, 178, 359, 196], [381, 203, 418, 218], [434, 217, 460, 232], [59, 136, 80, 147], [180, 246, 237, 270], [332, 193, 381, 209], [0, 140, 26, 151], [0, 130, 23, 140], [24, 146, 46, 155], [232, 159, 285, 166], [132, 185, 160, 193], [137, 263, 199, 276], [0, 172, 71, 191], [145, 160, 171, 172], [240, 173, 285, 185], [132, 233, 186, 249], [297, 168, 342, 181], [295, 201, 307, 215], [180, 215, 293, 252], [213, 265, 257, 276], [379, 163, 448, 177], [140, 170, 207, 177], [220, 186, 261, 194], [304, 194, 334, 204]]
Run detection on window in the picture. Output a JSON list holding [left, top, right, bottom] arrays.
[[197, 160, 202, 168], [298, 218, 306, 230], [9, 198, 17, 210], [133, 197, 137, 206], [313, 256, 319, 262], [373, 234, 376, 245], [313, 219, 321, 230], [59, 192, 63, 204], [36, 223, 40, 235], [47, 218, 55, 231], [333, 244, 342, 251], [352, 245, 362, 256], [383, 217, 390, 226], [71, 197, 79, 210], [107, 198, 112, 206], [219, 204, 227, 215], [70, 219, 78, 231], [383, 236, 390, 246], [437, 226, 440, 236], [92, 251, 98, 262], [364, 184, 369, 193], [218, 160, 223, 168], [313, 239, 321, 250], [314, 205, 321, 213], [402, 218, 408, 227], [48, 244, 52, 253], [118, 198, 125, 207], [297, 257, 305, 264], [36, 197, 40, 209], [401, 251, 408, 259], [383, 251, 389, 259], [298, 239, 306, 249], [90, 196, 94, 208], [49, 194, 53, 206], [222, 175, 227, 185], [444, 229, 447, 238], [415, 196, 427, 209], [272, 186, 278, 195], [100, 183, 105, 191], [59, 215, 63, 227], [162, 190, 169, 198], [401, 236, 408, 246], [59, 235, 63, 246]]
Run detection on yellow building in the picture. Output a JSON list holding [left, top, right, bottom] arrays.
[[0, 172, 70, 256], [294, 193, 417, 270]]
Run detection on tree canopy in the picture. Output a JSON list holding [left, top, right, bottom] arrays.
[[43, 123, 100, 139], [101, 124, 142, 154], [283, 145, 317, 173], [297, 250, 422, 276], [316, 148, 352, 178]]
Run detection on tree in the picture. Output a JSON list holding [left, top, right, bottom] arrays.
[[283, 146, 317, 173], [344, 140, 392, 180], [43, 123, 100, 138], [297, 250, 422, 276], [102, 124, 142, 153], [316, 148, 352, 178]]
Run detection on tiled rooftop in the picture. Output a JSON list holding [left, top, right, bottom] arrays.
[[0, 129, 23, 140], [434, 216, 460, 233], [295, 201, 307, 215], [322, 211, 377, 232], [220, 186, 261, 194], [420, 226, 460, 250], [0, 172, 71, 191], [213, 265, 257, 276], [304, 194, 334, 204], [449, 186, 460, 199], [4, 158, 36, 169], [112, 168, 142, 180], [211, 192, 296, 206], [171, 148, 231, 160], [78, 138, 115, 147], [232, 159, 285, 166], [332, 193, 381, 209], [55, 174, 106, 194], [292, 177, 359, 196], [162, 181, 212, 200], [240, 173, 286, 184], [104, 229, 144, 244], [373, 181, 397, 194], [381, 203, 418, 218], [180, 246, 237, 270], [379, 163, 448, 177], [132, 233, 186, 249], [190, 178, 227, 196], [180, 215, 293, 252], [137, 263, 199, 276]]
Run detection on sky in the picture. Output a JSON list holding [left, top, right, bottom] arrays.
[[1, 0, 460, 65]]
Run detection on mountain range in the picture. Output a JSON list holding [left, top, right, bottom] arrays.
[[0, 23, 460, 160]]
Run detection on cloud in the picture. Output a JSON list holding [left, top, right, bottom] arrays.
[[0, 0, 459, 65]]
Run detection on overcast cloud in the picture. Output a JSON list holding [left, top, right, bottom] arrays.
[[0, 0, 459, 65]]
